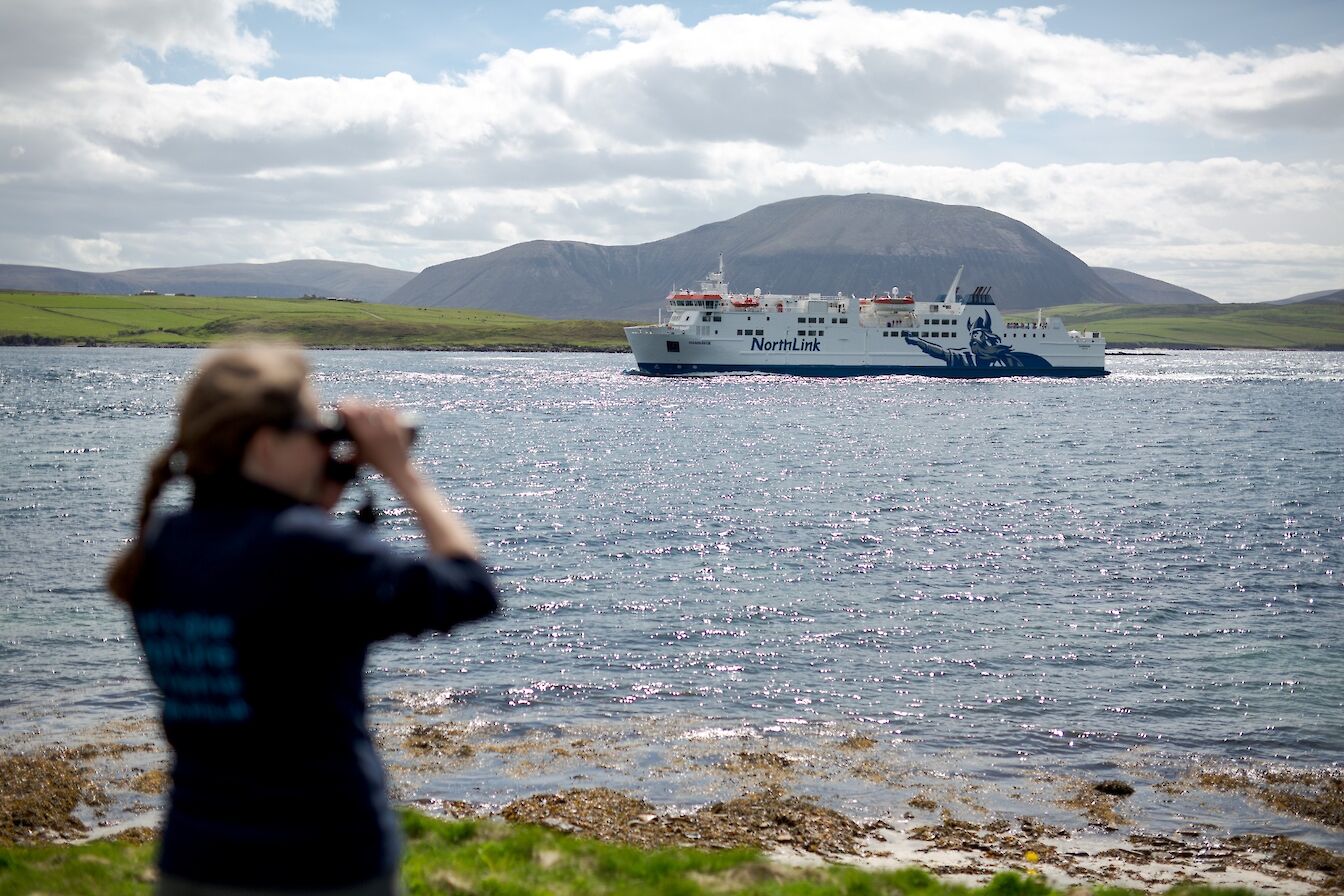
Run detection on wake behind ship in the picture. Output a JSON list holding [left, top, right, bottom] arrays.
[[624, 260, 1108, 377]]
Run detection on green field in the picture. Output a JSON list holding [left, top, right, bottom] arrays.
[[1005, 302, 1344, 350], [0, 292, 634, 351], [1, 292, 1340, 351], [0, 811, 1249, 896]]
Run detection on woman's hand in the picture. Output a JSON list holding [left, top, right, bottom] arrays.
[[336, 399, 480, 559], [337, 400, 415, 483]]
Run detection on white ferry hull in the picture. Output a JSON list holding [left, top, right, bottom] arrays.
[[625, 266, 1107, 378], [626, 327, 1106, 377]]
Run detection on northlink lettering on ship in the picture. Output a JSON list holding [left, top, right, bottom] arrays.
[[751, 336, 822, 352]]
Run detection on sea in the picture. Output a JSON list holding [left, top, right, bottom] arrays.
[[1, 347, 1341, 844]]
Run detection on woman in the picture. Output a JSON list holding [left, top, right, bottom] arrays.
[[107, 344, 498, 894]]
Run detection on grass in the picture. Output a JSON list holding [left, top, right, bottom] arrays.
[[0, 811, 1257, 896], [0, 293, 634, 351], [1004, 302, 1344, 350], [2, 292, 1339, 352]]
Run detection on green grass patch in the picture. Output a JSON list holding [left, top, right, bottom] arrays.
[[0, 293, 634, 351], [3, 292, 1339, 352], [0, 835, 158, 895], [0, 811, 1263, 896], [1005, 302, 1344, 350]]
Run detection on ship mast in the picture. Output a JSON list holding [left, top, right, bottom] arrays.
[[945, 265, 964, 303]]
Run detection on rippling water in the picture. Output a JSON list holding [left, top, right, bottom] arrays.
[[1, 347, 1340, 834]]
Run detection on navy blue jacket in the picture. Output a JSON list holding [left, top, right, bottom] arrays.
[[131, 476, 498, 888]]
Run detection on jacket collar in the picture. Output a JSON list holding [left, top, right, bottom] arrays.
[[192, 473, 304, 511]]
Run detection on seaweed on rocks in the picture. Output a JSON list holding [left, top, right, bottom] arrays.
[[499, 786, 874, 856], [1228, 834, 1344, 888], [1094, 780, 1136, 798], [1059, 779, 1132, 828], [0, 750, 106, 844], [1197, 767, 1344, 830]]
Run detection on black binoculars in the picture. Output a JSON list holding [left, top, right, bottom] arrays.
[[315, 409, 420, 484]]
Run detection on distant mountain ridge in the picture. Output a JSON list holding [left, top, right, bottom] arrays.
[[1272, 288, 1344, 305], [386, 194, 1133, 318], [0, 260, 414, 302], [7, 196, 1269, 317], [1091, 267, 1218, 305]]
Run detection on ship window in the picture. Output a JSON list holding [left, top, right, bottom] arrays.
[[840, 317, 848, 324], [756, 329, 764, 336], [818, 330, 824, 336], [797, 317, 805, 323], [713, 315, 722, 322], [666, 340, 680, 353]]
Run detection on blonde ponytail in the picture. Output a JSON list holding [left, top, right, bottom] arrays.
[[107, 444, 178, 604], [106, 343, 310, 606]]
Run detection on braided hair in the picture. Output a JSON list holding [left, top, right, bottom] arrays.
[[107, 344, 311, 604]]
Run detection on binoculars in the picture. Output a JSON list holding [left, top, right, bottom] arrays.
[[316, 409, 420, 484]]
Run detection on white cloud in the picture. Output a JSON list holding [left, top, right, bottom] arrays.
[[0, 1, 1340, 302], [0, 0, 334, 85], [548, 4, 682, 39], [64, 237, 124, 269]]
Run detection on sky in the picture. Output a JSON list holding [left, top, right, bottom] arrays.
[[1, 1, 1342, 302]]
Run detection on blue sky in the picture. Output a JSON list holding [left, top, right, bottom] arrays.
[[211, 2, 1344, 82], [2, 1, 1342, 301]]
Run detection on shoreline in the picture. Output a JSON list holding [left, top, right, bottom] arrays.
[[0, 336, 634, 352], [5, 338, 1344, 353], [5, 721, 1341, 893]]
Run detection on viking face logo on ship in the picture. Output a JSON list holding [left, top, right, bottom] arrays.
[[904, 313, 1051, 369], [966, 313, 1015, 364]]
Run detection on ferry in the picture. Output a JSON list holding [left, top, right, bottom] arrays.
[[624, 259, 1108, 377]]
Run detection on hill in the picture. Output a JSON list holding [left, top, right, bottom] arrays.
[[1005, 302, 1344, 349], [1091, 267, 1217, 304], [0, 260, 415, 302], [1271, 288, 1344, 305], [386, 194, 1133, 319]]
